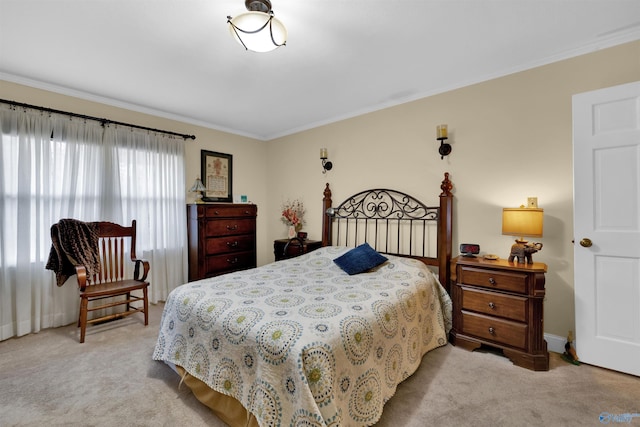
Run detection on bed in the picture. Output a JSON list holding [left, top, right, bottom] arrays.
[[153, 173, 454, 426]]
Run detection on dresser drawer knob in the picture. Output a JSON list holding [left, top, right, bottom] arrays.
[[488, 327, 495, 335], [488, 277, 496, 285], [227, 241, 239, 247], [226, 225, 238, 231], [227, 257, 239, 264], [488, 302, 495, 309]]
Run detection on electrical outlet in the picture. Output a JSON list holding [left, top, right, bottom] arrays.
[[527, 197, 538, 208]]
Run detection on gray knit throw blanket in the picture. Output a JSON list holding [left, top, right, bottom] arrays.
[[46, 219, 101, 287]]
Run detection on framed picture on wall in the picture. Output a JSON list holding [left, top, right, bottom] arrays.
[[201, 150, 232, 202]]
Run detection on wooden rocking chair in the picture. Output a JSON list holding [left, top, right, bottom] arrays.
[[76, 220, 150, 343]]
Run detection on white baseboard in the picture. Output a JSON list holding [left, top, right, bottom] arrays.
[[545, 333, 567, 354]]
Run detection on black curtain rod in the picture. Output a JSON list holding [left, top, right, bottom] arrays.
[[0, 99, 196, 140]]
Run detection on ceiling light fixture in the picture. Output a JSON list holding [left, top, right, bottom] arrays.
[[227, 0, 287, 53]]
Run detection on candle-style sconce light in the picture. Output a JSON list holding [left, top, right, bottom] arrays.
[[320, 148, 333, 174], [437, 124, 452, 160]]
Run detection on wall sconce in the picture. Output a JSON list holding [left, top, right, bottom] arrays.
[[437, 124, 452, 160], [189, 177, 207, 203], [320, 148, 333, 174]]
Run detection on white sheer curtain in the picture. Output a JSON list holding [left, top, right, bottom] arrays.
[[102, 124, 188, 303], [0, 104, 187, 340]]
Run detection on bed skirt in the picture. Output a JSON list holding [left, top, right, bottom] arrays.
[[175, 364, 259, 427]]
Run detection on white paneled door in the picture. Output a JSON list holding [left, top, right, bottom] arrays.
[[573, 81, 640, 377]]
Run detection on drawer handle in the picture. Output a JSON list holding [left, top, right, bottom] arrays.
[[214, 210, 220, 215], [227, 257, 238, 264], [488, 302, 495, 309], [488, 327, 495, 335], [488, 277, 496, 285], [227, 241, 239, 247], [226, 225, 238, 231]]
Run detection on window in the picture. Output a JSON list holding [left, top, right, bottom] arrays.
[[0, 104, 188, 340]]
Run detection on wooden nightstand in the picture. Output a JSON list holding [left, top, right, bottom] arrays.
[[274, 239, 322, 261], [449, 256, 549, 371]]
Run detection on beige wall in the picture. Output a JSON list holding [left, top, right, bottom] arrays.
[[2, 40, 639, 338], [266, 40, 640, 338]]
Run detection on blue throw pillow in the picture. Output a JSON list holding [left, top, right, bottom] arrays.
[[333, 243, 388, 275]]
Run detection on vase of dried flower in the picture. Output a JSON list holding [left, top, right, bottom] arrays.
[[288, 225, 296, 239]]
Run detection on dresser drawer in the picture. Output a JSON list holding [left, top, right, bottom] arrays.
[[461, 311, 528, 350], [461, 286, 527, 322], [203, 205, 256, 218], [205, 235, 255, 255], [459, 266, 528, 294], [206, 251, 256, 276], [205, 219, 256, 237]]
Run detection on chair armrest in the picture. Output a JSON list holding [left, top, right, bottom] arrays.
[[133, 259, 150, 281], [75, 265, 88, 291]]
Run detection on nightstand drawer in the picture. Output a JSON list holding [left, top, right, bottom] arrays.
[[461, 286, 527, 322], [274, 239, 322, 261], [205, 235, 255, 255], [461, 311, 528, 350], [459, 266, 528, 294]]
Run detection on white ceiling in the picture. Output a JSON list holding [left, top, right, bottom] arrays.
[[1, 1, 639, 140]]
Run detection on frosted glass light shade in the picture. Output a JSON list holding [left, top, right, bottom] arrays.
[[190, 177, 207, 203], [189, 178, 206, 192], [228, 11, 287, 53], [502, 208, 544, 239]]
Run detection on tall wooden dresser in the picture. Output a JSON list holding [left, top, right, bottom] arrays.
[[450, 256, 549, 371], [187, 204, 257, 282]]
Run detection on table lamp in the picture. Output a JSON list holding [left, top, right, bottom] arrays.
[[190, 177, 207, 203], [502, 206, 543, 263]]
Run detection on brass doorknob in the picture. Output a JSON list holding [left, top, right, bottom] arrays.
[[580, 238, 593, 248]]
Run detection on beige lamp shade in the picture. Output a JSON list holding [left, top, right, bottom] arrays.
[[502, 208, 543, 241]]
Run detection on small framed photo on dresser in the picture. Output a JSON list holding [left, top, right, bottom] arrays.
[[201, 150, 232, 202]]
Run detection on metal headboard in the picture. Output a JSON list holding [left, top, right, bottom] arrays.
[[326, 189, 438, 256], [321, 173, 453, 290]]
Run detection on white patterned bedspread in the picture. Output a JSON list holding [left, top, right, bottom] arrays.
[[153, 246, 452, 427]]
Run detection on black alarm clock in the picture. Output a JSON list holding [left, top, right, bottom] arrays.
[[460, 243, 480, 257]]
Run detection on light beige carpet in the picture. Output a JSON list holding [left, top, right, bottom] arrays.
[[1, 302, 638, 427]]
